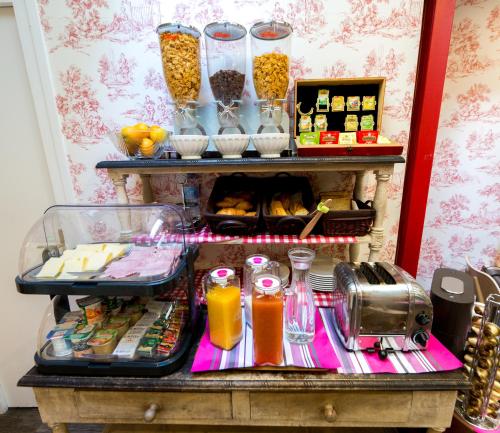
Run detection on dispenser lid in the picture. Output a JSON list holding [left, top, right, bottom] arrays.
[[255, 274, 281, 294], [204, 22, 247, 41], [210, 267, 235, 285], [430, 268, 475, 303], [157, 23, 201, 38], [250, 21, 292, 40], [245, 254, 270, 269]]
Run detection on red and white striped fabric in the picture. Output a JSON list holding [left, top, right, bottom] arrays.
[[186, 227, 357, 245]]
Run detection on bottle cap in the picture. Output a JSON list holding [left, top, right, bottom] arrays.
[[210, 267, 235, 285], [246, 254, 269, 270], [255, 274, 281, 294]]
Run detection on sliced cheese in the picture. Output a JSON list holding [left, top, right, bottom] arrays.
[[63, 257, 88, 273], [37, 257, 65, 278], [57, 273, 78, 280], [104, 243, 129, 259], [86, 251, 113, 271], [75, 243, 106, 252]]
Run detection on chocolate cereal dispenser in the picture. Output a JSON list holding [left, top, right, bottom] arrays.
[[459, 294, 500, 430], [204, 22, 247, 134], [157, 23, 206, 134], [250, 21, 292, 133]]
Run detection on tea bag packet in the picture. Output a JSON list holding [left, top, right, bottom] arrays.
[[346, 96, 360, 111], [362, 96, 376, 111], [296, 102, 313, 133], [316, 89, 330, 112], [339, 132, 357, 145], [314, 114, 328, 132], [331, 96, 345, 112], [300, 131, 320, 145], [360, 114, 375, 131], [344, 114, 359, 131]]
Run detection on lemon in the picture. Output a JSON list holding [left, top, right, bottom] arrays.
[[149, 125, 167, 143], [134, 122, 149, 130], [140, 137, 155, 157]]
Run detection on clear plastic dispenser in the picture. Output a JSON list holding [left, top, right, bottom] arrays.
[[16, 204, 190, 296], [250, 21, 292, 133], [204, 22, 247, 134], [157, 23, 206, 134], [17, 204, 200, 376]]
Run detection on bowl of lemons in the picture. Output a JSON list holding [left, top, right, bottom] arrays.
[[112, 123, 169, 159]]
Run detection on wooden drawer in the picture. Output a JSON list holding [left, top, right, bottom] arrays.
[[250, 391, 412, 426], [76, 391, 232, 422]]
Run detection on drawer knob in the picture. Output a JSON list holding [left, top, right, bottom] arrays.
[[144, 403, 160, 422], [324, 404, 337, 422]]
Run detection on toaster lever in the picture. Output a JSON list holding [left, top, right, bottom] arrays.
[[366, 339, 394, 360]]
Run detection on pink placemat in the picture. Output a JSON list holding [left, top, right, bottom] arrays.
[[192, 308, 340, 372], [319, 308, 463, 374], [192, 308, 463, 374]]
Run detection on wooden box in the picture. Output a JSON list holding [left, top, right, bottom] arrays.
[[293, 77, 386, 138]]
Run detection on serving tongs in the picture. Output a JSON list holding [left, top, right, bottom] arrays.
[[299, 199, 332, 240]]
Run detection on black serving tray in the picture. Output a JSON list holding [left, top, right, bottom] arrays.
[[34, 318, 203, 377], [16, 247, 198, 297]]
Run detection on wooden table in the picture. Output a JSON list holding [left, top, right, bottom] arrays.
[[19, 340, 468, 433], [96, 154, 405, 262]]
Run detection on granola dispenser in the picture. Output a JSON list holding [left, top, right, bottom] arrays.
[[250, 21, 292, 133], [157, 23, 206, 134], [204, 22, 247, 134]]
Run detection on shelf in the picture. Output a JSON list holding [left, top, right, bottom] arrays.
[[185, 227, 362, 245], [96, 152, 405, 174]]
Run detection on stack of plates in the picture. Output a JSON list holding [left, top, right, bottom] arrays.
[[310, 257, 339, 292]]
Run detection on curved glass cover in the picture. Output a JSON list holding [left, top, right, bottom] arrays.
[[18, 204, 186, 283], [38, 293, 189, 363]]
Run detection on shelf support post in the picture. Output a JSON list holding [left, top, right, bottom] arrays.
[[108, 171, 132, 235], [368, 168, 392, 261], [139, 174, 154, 203]]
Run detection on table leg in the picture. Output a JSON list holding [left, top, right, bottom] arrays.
[[108, 172, 132, 234], [368, 169, 392, 262], [349, 243, 361, 262], [139, 174, 154, 203], [48, 423, 69, 433], [354, 171, 366, 201], [108, 171, 130, 205]]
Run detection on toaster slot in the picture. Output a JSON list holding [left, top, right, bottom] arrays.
[[359, 262, 382, 285], [374, 263, 396, 285]]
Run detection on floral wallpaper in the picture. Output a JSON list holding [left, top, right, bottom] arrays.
[[416, 0, 500, 287], [34, 0, 499, 277], [35, 0, 425, 266]]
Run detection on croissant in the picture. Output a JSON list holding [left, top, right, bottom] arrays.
[[289, 193, 309, 216], [271, 200, 288, 216], [245, 211, 256, 216], [216, 208, 246, 216], [235, 200, 253, 211]]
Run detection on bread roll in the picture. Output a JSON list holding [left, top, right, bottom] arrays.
[[216, 208, 246, 216], [235, 200, 253, 211]]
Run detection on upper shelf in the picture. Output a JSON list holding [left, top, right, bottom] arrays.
[[96, 151, 405, 174]]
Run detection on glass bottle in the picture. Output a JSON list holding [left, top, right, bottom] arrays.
[[285, 248, 316, 344], [204, 266, 242, 350], [243, 254, 270, 327], [252, 274, 283, 365]]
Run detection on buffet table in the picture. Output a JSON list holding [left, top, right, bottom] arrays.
[[19, 338, 468, 433]]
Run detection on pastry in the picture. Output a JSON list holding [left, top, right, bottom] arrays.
[[235, 200, 253, 211], [216, 208, 246, 216]]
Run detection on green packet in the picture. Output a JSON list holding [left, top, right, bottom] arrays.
[[299, 131, 319, 145]]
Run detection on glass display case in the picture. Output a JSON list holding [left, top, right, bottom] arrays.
[[16, 205, 200, 376], [16, 204, 192, 296]]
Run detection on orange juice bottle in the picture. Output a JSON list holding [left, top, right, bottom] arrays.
[[205, 267, 242, 350], [252, 274, 283, 365]]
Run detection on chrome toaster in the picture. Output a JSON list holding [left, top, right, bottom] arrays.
[[333, 262, 433, 359]]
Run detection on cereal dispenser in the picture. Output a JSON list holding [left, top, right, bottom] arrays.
[[204, 22, 247, 134], [157, 23, 206, 134], [250, 21, 292, 133]]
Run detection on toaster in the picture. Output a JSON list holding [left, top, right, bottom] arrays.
[[333, 262, 433, 359]]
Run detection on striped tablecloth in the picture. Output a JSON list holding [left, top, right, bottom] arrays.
[[191, 308, 463, 374]]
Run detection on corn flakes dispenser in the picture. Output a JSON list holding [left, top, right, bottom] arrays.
[[204, 22, 247, 134], [157, 23, 206, 135], [250, 21, 292, 133]]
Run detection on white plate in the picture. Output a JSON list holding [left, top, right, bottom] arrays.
[[311, 257, 340, 277]]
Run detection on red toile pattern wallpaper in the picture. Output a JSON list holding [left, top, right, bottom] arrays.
[[416, 1, 500, 287], [35, 1, 498, 280]]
